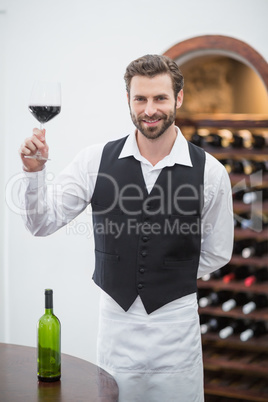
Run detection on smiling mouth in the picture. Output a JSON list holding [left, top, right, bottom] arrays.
[[142, 118, 161, 125]]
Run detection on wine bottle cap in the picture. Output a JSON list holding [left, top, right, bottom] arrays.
[[243, 139, 252, 149], [222, 299, 236, 312], [244, 275, 256, 287], [223, 273, 235, 283], [221, 138, 230, 148], [225, 164, 232, 174], [241, 219, 252, 229], [45, 289, 53, 295], [219, 326, 233, 339], [242, 247, 254, 258], [243, 192, 257, 204], [44, 289, 53, 309], [200, 324, 208, 334], [199, 297, 209, 308], [242, 162, 253, 175], [201, 274, 211, 281], [240, 329, 253, 342], [242, 301, 256, 315]]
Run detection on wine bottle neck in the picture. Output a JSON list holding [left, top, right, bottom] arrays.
[[44, 289, 53, 309], [44, 308, 54, 315]]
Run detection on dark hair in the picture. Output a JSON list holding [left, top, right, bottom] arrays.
[[124, 54, 184, 98]]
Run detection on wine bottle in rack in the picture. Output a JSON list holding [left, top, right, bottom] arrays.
[[233, 189, 247, 202], [244, 267, 268, 287], [200, 315, 229, 335], [198, 290, 232, 308], [213, 265, 234, 279], [222, 265, 254, 283], [233, 239, 268, 258], [240, 321, 267, 341], [222, 292, 250, 312], [241, 187, 268, 204], [232, 130, 252, 149], [205, 133, 230, 148], [241, 239, 268, 258], [219, 158, 254, 175], [190, 132, 204, 147], [219, 159, 231, 174], [232, 188, 262, 204], [243, 190, 262, 205], [234, 212, 268, 231], [251, 160, 268, 174], [233, 239, 254, 255], [219, 319, 248, 339], [242, 294, 268, 315], [251, 133, 268, 149], [225, 158, 268, 175], [231, 133, 244, 148], [234, 212, 252, 229], [201, 265, 232, 282], [231, 160, 246, 174], [235, 159, 254, 175]]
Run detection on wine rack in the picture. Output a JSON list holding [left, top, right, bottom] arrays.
[[177, 114, 268, 402]]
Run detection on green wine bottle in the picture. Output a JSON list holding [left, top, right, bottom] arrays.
[[37, 289, 61, 382]]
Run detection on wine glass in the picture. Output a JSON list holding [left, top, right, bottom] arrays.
[[27, 81, 61, 160]]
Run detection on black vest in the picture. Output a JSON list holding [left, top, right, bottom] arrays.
[[91, 136, 205, 314]]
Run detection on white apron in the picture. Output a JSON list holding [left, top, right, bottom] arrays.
[[97, 292, 204, 402]]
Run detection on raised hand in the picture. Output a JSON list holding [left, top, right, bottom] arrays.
[[19, 128, 49, 172]]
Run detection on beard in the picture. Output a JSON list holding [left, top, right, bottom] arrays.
[[130, 105, 177, 140]]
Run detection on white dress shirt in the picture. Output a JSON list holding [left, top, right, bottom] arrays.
[[19, 127, 234, 401]]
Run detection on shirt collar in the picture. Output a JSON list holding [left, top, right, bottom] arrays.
[[118, 126, 193, 169]]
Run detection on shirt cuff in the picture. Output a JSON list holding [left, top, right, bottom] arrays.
[[23, 167, 46, 190]]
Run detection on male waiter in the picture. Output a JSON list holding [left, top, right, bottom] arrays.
[[19, 54, 233, 401]]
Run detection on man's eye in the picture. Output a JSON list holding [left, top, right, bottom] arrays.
[[156, 96, 166, 101], [135, 97, 145, 102]]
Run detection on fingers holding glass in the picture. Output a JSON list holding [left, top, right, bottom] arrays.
[[20, 130, 49, 170]]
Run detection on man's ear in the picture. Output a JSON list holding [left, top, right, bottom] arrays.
[[176, 89, 183, 109]]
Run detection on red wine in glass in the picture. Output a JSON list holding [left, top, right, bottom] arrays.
[[27, 81, 61, 160], [29, 105, 61, 124]]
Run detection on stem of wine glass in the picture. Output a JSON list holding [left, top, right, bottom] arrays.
[[35, 122, 44, 158]]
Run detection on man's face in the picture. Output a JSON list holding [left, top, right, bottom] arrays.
[[128, 74, 183, 140]]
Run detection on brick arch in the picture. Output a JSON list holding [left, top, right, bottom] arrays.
[[163, 35, 268, 90]]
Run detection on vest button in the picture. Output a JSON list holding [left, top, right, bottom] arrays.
[[139, 268, 145, 273], [142, 236, 148, 242], [138, 283, 143, 289], [141, 251, 147, 257]]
